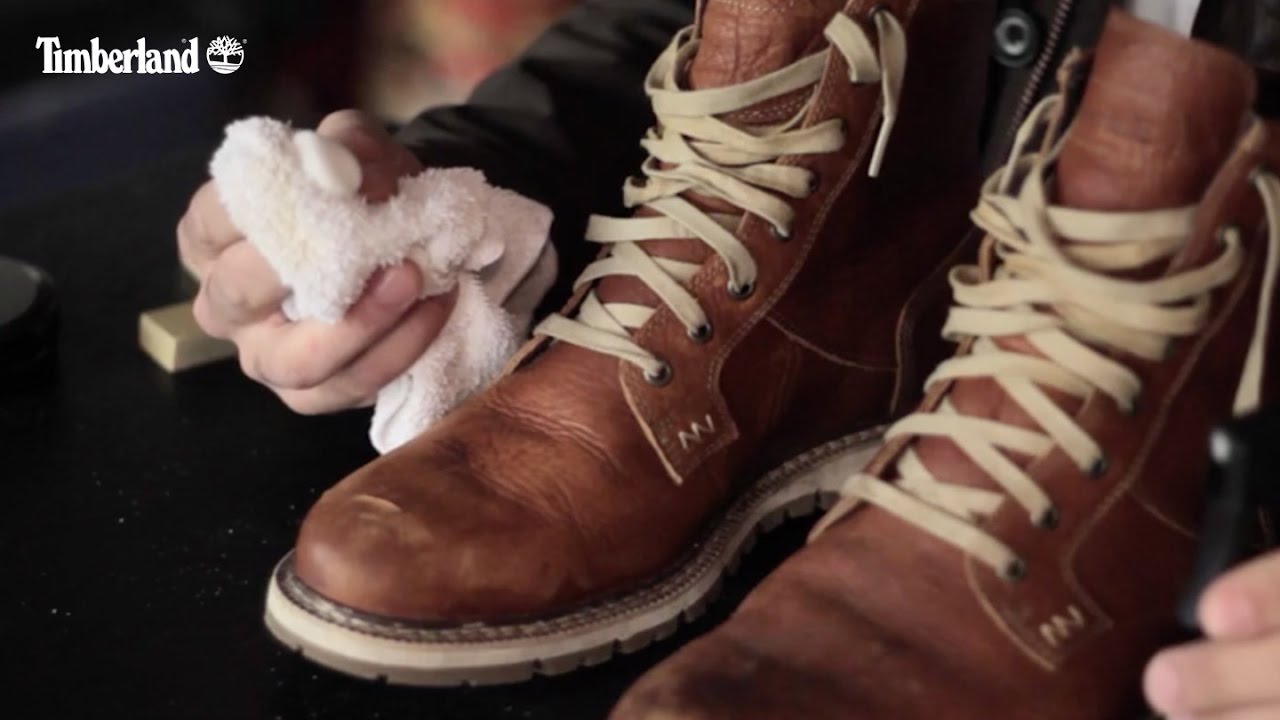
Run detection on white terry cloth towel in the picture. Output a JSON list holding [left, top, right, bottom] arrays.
[[209, 117, 556, 453]]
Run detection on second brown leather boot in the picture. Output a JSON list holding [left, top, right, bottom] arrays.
[[611, 8, 1280, 719], [263, 0, 995, 685]]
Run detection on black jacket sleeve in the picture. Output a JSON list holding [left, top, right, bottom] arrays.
[[396, 0, 694, 304]]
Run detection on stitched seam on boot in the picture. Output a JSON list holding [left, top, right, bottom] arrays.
[[966, 227, 1258, 669], [965, 549, 1114, 672], [623, 0, 922, 478], [1123, 244, 1259, 537], [765, 314, 896, 370], [890, 225, 984, 414]]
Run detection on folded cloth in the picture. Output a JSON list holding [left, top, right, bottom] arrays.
[[209, 117, 556, 452]]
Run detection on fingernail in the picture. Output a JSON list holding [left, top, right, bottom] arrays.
[[1145, 657, 1182, 712], [294, 131, 362, 196], [373, 268, 415, 308]]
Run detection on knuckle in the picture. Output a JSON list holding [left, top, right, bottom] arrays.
[[278, 390, 325, 416], [176, 211, 203, 262], [345, 357, 400, 397], [336, 338, 422, 401], [191, 291, 228, 338], [420, 296, 454, 330], [184, 187, 214, 235], [207, 270, 255, 317], [274, 350, 330, 390], [236, 348, 262, 383], [404, 301, 450, 346], [192, 180, 220, 211], [1180, 652, 1226, 704], [175, 212, 192, 249]]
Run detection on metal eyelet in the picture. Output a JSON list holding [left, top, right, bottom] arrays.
[[1123, 397, 1140, 417], [1087, 455, 1109, 480], [644, 361, 672, 386], [688, 322, 713, 343], [869, 3, 891, 19], [1001, 558, 1029, 583], [1035, 506, 1060, 531], [770, 224, 791, 241], [727, 280, 756, 300], [807, 172, 822, 195]]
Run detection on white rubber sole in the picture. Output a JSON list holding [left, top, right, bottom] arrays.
[[263, 428, 884, 686]]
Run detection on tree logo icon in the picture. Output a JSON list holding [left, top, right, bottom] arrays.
[[206, 36, 244, 74]]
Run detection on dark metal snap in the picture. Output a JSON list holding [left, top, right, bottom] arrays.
[[993, 8, 1040, 69]]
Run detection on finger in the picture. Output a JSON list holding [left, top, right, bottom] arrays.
[[1145, 633, 1280, 716], [315, 110, 421, 202], [239, 263, 424, 390], [273, 296, 455, 415], [177, 181, 241, 279], [192, 243, 288, 337], [1190, 705, 1280, 720], [1201, 552, 1280, 639]]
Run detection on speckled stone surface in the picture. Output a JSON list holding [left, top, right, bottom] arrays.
[[0, 151, 808, 720]]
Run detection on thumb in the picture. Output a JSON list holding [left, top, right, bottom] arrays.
[[315, 110, 423, 203]]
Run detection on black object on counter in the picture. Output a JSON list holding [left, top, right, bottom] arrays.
[[1194, 0, 1280, 118], [0, 255, 59, 388], [1179, 409, 1280, 630]]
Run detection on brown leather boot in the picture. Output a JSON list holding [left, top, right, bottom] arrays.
[[264, 0, 995, 685], [610, 9, 1280, 720]]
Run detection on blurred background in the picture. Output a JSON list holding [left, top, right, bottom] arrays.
[[0, 0, 577, 212]]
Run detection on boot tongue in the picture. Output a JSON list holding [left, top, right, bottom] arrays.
[[588, 0, 847, 312], [688, 0, 845, 90], [1056, 9, 1253, 214], [907, 10, 1254, 506]]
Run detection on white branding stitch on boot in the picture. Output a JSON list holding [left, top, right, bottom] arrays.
[[1038, 605, 1088, 648], [678, 414, 718, 450]]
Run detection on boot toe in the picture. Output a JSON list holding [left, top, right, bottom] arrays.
[[292, 484, 441, 619], [290, 447, 588, 622], [611, 631, 848, 720], [610, 638, 754, 720]]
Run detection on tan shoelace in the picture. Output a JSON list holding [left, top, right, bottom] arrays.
[[815, 95, 1280, 581], [534, 10, 907, 381]]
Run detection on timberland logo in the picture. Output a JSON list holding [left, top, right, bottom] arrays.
[[34, 36, 245, 74], [677, 414, 717, 450], [206, 36, 245, 74], [1039, 605, 1088, 648]]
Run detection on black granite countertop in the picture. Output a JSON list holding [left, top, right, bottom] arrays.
[[0, 151, 807, 720]]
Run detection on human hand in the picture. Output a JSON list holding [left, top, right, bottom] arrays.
[[1145, 549, 1280, 718], [178, 110, 455, 414]]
